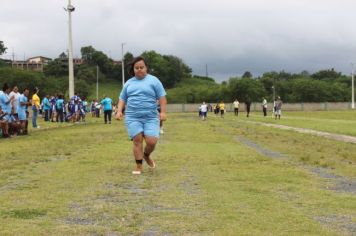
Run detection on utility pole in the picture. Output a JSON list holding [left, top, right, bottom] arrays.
[[21, 53, 24, 70], [96, 65, 99, 100], [205, 64, 208, 78], [352, 63, 355, 109], [121, 43, 126, 87], [11, 48, 14, 68], [65, 0, 75, 98]]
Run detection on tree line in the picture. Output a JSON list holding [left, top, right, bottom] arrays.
[[0, 41, 354, 103]]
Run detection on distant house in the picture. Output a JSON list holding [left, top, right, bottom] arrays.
[[56, 52, 83, 65], [12, 56, 52, 72], [27, 56, 52, 65], [112, 60, 122, 66]]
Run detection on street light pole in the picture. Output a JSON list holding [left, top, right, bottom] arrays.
[[65, 0, 75, 98], [272, 86, 275, 102], [352, 63, 355, 109], [272, 81, 276, 117], [121, 43, 126, 87]]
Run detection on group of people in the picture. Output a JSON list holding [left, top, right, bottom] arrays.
[[198, 101, 227, 120], [40, 93, 78, 124], [0, 81, 116, 138], [41, 93, 117, 125], [197, 96, 283, 121], [233, 96, 283, 119], [0, 84, 31, 138]]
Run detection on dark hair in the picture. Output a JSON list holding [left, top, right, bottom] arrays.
[[128, 56, 149, 77], [2, 83, 9, 92], [33, 87, 39, 93], [23, 87, 29, 92]]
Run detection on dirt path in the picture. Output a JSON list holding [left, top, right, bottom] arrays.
[[248, 121, 356, 144]]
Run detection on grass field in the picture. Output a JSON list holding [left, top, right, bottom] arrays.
[[0, 111, 355, 235]]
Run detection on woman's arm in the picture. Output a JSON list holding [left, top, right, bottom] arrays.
[[159, 96, 167, 121]]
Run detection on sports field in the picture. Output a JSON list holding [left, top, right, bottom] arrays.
[[0, 111, 355, 235]]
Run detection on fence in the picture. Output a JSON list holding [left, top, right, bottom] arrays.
[[166, 102, 354, 113]]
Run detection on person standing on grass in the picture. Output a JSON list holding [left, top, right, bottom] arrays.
[[200, 101, 208, 120], [219, 101, 225, 118], [55, 94, 65, 123], [9, 85, 20, 119], [116, 56, 167, 175], [245, 96, 251, 117], [262, 97, 267, 117], [42, 94, 51, 122], [233, 98, 239, 116], [31, 87, 41, 128], [275, 96, 283, 120], [101, 95, 113, 124], [0, 83, 15, 138], [18, 88, 31, 135], [95, 100, 101, 118]]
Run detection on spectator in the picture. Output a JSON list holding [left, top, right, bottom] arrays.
[[43, 94, 51, 122], [9, 85, 20, 118], [101, 95, 113, 124], [262, 97, 267, 117], [275, 96, 283, 120], [56, 94, 65, 122], [245, 96, 252, 117], [219, 101, 225, 118], [200, 101, 208, 121], [31, 87, 41, 128], [233, 98, 239, 116], [0, 83, 15, 137], [18, 88, 31, 135]]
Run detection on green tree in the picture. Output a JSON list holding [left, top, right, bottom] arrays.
[[227, 77, 265, 102], [76, 64, 97, 84], [123, 52, 134, 79], [81, 46, 96, 64], [141, 50, 191, 88], [80, 46, 120, 80], [44, 59, 68, 77], [74, 79, 90, 98], [311, 68, 341, 80], [0, 41, 7, 55], [242, 71, 252, 78]]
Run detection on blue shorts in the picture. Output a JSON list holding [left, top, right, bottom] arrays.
[[125, 111, 160, 139], [18, 111, 27, 121]]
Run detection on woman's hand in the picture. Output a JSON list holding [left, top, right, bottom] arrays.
[[160, 112, 167, 121], [115, 111, 123, 120]]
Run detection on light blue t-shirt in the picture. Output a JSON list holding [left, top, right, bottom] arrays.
[[56, 99, 64, 110], [17, 94, 28, 114], [101, 97, 113, 111], [43, 97, 51, 110], [119, 74, 166, 114], [0, 92, 11, 113]]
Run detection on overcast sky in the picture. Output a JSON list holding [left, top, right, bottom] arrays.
[[2, 0, 356, 82]]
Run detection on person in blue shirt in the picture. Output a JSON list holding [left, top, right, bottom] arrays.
[[0, 83, 15, 138], [18, 88, 30, 135], [50, 95, 57, 122], [42, 95, 51, 121], [55, 94, 65, 122], [116, 56, 167, 175], [101, 95, 113, 124]]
